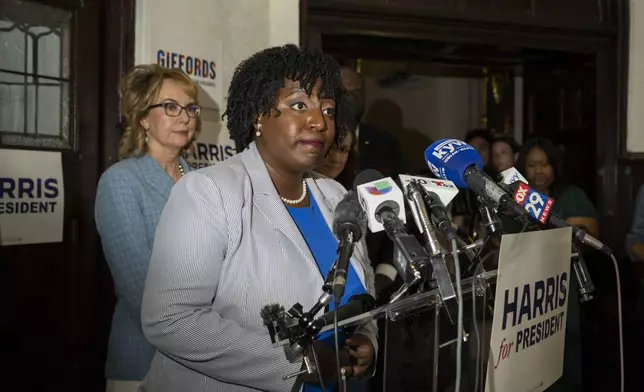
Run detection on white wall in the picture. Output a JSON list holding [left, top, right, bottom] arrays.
[[628, 0, 644, 152], [135, 0, 299, 168]]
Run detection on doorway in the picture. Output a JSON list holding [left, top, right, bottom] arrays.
[[0, 0, 132, 389]]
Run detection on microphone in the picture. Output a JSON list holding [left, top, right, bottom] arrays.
[[398, 174, 459, 240], [355, 169, 430, 283], [424, 139, 527, 218], [403, 180, 458, 323], [504, 180, 599, 301], [353, 169, 406, 233], [311, 294, 376, 330], [405, 180, 443, 255], [332, 191, 367, 302], [506, 180, 610, 255], [500, 166, 528, 186]]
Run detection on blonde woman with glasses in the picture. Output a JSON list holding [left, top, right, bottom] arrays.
[[94, 64, 201, 392]]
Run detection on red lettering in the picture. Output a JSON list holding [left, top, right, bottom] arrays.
[[514, 182, 529, 204]]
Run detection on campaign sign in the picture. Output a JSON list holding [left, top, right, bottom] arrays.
[[186, 117, 236, 170], [485, 227, 572, 392], [0, 149, 64, 245]]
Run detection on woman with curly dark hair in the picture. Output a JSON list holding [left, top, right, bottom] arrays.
[[139, 45, 377, 392]]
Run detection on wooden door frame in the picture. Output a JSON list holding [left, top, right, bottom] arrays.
[[303, 3, 629, 257]]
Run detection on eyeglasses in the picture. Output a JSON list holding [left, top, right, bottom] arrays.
[[147, 102, 201, 118]]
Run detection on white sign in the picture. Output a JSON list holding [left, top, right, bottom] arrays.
[[152, 45, 223, 110], [486, 227, 572, 392], [186, 117, 236, 170], [0, 149, 64, 246]]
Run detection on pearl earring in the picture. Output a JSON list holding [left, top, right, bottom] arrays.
[[255, 124, 262, 137], [145, 131, 150, 144]]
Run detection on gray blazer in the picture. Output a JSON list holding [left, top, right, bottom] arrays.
[[140, 142, 377, 392], [95, 154, 191, 381]]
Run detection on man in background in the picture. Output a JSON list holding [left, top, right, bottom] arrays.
[[340, 66, 406, 179]]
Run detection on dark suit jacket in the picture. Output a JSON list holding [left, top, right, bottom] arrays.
[[357, 123, 407, 298], [358, 122, 406, 178]]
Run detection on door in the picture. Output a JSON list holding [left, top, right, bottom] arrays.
[[0, 0, 125, 389]]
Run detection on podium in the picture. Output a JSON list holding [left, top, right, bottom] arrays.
[[319, 269, 499, 392]]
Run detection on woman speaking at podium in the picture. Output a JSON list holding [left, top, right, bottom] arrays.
[[139, 45, 377, 392]]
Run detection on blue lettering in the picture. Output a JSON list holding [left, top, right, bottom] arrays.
[[178, 54, 185, 70], [558, 272, 568, 308], [0, 201, 57, 214], [1, 178, 15, 198], [0, 178, 58, 199], [209, 61, 216, 80], [210, 144, 220, 161], [502, 286, 518, 330], [202, 60, 209, 79], [518, 283, 532, 324], [544, 277, 556, 313], [186, 57, 193, 74], [196, 143, 208, 160], [533, 280, 545, 318], [156, 50, 165, 66], [18, 178, 34, 198], [155, 50, 217, 81], [195, 58, 202, 77]]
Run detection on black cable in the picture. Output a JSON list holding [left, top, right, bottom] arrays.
[[310, 344, 327, 392], [333, 301, 343, 392]]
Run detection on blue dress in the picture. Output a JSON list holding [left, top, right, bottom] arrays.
[[287, 192, 368, 392]]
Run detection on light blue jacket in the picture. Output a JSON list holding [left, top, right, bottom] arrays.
[[95, 154, 191, 380]]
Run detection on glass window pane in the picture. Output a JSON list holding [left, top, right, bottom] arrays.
[[33, 26, 61, 79], [0, 71, 26, 134], [0, 20, 27, 74], [37, 81, 63, 136], [0, 71, 69, 142], [0, 0, 72, 149]]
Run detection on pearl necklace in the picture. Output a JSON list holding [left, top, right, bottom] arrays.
[[280, 180, 307, 205], [178, 163, 185, 176]]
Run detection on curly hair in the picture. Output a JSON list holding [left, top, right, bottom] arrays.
[[117, 64, 201, 160], [222, 44, 354, 152]]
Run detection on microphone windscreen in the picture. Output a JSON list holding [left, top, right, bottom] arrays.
[[424, 139, 483, 188], [353, 169, 385, 190], [483, 165, 503, 183], [333, 191, 367, 242]]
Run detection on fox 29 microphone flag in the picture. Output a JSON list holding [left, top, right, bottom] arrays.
[[424, 139, 483, 189]]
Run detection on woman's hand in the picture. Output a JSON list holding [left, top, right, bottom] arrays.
[[300, 341, 351, 382], [344, 333, 375, 379]]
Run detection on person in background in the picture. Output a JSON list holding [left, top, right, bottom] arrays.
[[516, 137, 598, 392], [316, 126, 359, 190], [491, 134, 520, 172], [95, 64, 200, 392], [340, 66, 406, 178], [139, 44, 377, 392], [466, 128, 493, 166], [516, 137, 598, 236], [316, 127, 399, 301]]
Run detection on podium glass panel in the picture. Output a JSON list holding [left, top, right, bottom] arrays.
[[322, 270, 498, 392]]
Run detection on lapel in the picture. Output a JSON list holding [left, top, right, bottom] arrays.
[[309, 174, 368, 288], [136, 154, 192, 200], [240, 143, 318, 272]]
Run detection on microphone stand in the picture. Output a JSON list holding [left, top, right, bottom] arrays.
[[572, 242, 595, 302], [279, 262, 336, 382]]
